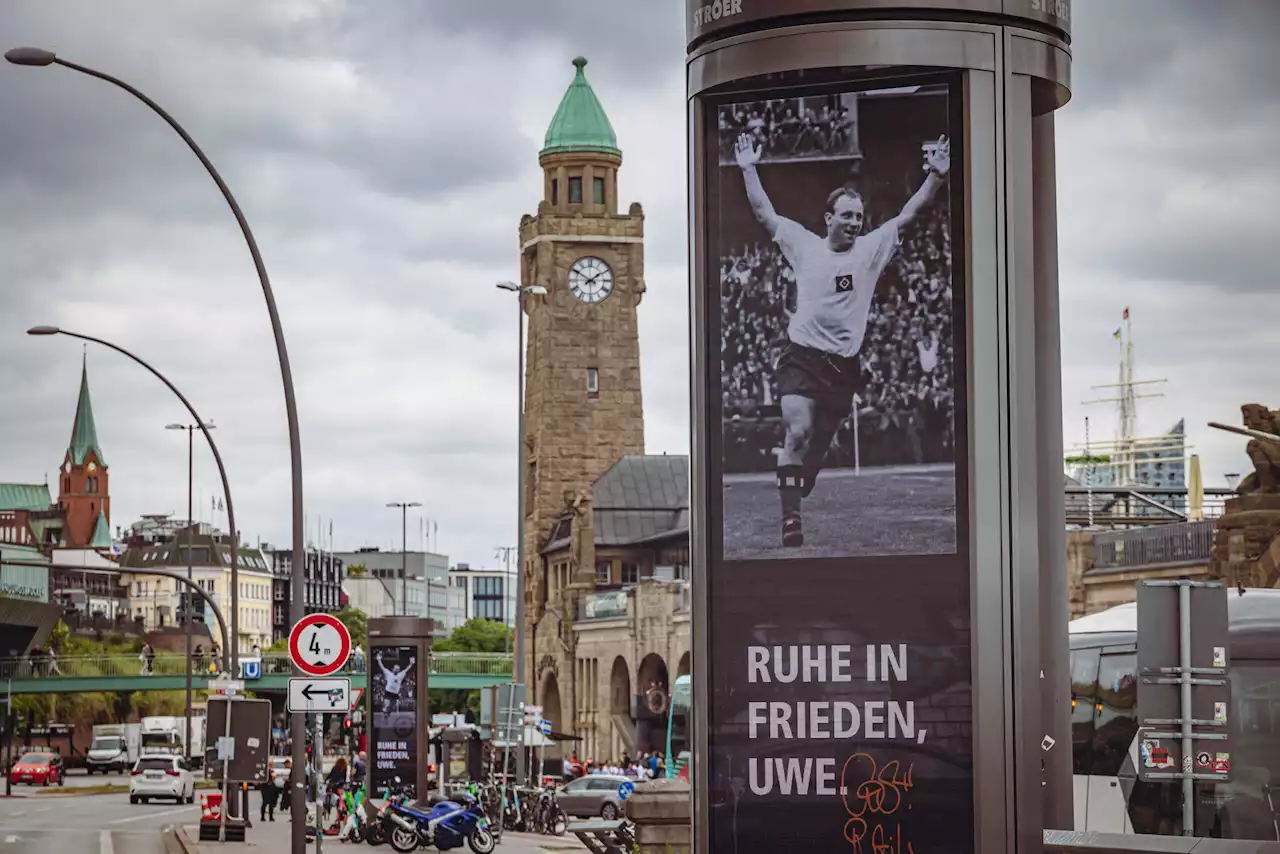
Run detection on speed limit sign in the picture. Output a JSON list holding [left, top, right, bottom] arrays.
[[288, 613, 352, 677]]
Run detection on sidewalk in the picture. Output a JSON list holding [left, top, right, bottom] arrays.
[[176, 816, 586, 853]]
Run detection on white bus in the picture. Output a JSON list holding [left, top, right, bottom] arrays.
[[1069, 587, 1280, 840]]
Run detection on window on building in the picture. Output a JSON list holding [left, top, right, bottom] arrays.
[[621, 562, 639, 585], [551, 179, 558, 205], [527, 463, 537, 513], [595, 560, 611, 585], [63, 476, 69, 493], [587, 367, 599, 398], [568, 176, 583, 204], [593, 176, 605, 205]]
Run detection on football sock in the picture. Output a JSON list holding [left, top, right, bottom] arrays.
[[777, 464, 805, 521]]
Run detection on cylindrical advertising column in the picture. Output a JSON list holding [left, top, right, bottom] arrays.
[[367, 617, 436, 803], [687, 3, 1071, 852]]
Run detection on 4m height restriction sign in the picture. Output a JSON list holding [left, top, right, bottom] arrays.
[[288, 613, 352, 677]]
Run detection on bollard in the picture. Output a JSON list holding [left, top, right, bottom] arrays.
[[624, 779, 691, 854]]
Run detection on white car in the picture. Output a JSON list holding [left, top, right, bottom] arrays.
[[129, 755, 196, 804]]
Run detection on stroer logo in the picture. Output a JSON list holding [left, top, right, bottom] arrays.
[[692, 0, 743, 28], [834, 274, 853, 293]]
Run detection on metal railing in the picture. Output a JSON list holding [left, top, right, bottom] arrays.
[[0, 650, 512, 681], [1092, 520, 1218, 570]]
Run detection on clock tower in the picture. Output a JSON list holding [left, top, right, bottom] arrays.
[[520, 56, 646, 677]]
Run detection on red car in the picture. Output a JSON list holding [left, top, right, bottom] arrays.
[[9, 751, 64, 786]]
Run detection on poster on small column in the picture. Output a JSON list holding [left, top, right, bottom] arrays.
[[369, 644, 418, 799]]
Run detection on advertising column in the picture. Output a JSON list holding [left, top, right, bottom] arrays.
[[367, 617, 435, 801], [687, 3, 1072, 852]]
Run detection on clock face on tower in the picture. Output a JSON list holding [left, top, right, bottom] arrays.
[[63, 462, 71, 474], [567, 256, 614, 304]]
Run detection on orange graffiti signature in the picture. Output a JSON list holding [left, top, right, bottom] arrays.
[[841, 754, 915, 853]]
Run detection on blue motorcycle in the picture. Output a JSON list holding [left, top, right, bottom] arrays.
[[383, 789, 495, 853]]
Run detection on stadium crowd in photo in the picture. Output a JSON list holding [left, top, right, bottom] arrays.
[[717, 94, 859, 163]]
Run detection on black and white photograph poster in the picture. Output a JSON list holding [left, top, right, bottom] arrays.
[[369, 644, 418, 798], [717, 80, 962, 562]]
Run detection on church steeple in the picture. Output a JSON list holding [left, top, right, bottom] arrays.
[[57, 356, 110, 549], [68, 356, 105, 466]]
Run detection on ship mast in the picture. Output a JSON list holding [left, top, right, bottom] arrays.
[[1081, 307, 1169, 486]]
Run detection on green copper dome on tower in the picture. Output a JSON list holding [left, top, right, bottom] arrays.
[[540, 57, 621, 159]]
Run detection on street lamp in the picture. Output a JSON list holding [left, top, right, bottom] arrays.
[[386, 502, 422, 618], [8, 47, 308, 844], [495, 280, 545, 790], [27, 326, 237, 675], [167, 421, 215, 764]]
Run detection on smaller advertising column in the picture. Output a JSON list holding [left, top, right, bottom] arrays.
[[367, 617, 435, 802], [369, 644, 419, 798]]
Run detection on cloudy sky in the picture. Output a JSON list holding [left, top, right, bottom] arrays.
[[0, 2, 1276, 569]]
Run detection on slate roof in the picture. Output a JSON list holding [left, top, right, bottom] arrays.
[[69, 358, 106, 467], [542, 455, 690, 553], [540, 57, 621, 159], [0, 484, 52, 512]]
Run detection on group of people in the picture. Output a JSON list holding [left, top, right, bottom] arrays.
[[718, 96, 857, 163], [720, 207, 956, 474], [259, 750, 368, 823], [564, 750, 667, 781]]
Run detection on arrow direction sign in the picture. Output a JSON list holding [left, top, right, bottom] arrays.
[[288, 677, 351, 714]]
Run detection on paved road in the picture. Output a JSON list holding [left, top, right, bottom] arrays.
[[0, 791, 192, 853]]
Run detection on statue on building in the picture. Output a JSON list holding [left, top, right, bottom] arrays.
[[1207, 404, 1280, 588], [566, 487, 595, 589]]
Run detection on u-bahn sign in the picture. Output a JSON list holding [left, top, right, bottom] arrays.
[[288, 613, 351, 677]]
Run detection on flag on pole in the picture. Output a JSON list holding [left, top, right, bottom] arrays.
[[1123, 306, 1129, 320], [1113, 328, 1122, 340]]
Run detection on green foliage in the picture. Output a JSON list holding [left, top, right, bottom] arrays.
[[1065, 453, 1111, 464], [346, 564, 368, 578], [11, 691, 121, 728], [333, 606, 368, 650], [430, 619, 512, 721], [433, 618, 512, 654], [129, 691, 196, 718]]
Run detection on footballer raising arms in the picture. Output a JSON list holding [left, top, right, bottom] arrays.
[[733, 131, 950, 547]]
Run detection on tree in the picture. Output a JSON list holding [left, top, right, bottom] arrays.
[[430, 619, 513, 720], [333, 606, 368, 650], [346, 564, 368, 578], [433, 619, 512, 655]]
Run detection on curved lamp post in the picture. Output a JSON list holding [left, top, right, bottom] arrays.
[[495, 281, 545, 788], [27, 327, 238, 667], [8, 45, 307, 842], [167, 420, 215, 777]]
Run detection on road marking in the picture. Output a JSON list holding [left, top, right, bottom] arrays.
[[108, 805, 194, 824], [100, 830, 113, 854], [3, 836, 19, 844], [34, 807, 50, 813], [8, 811, 24, 817]]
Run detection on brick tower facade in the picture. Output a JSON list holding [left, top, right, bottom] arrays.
[[520, 57, 646, 704], [57, 358, 111, 548]]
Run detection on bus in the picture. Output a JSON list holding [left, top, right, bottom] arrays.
[[1070, 587, 1280, 840], [666, 675, 691, 781]]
